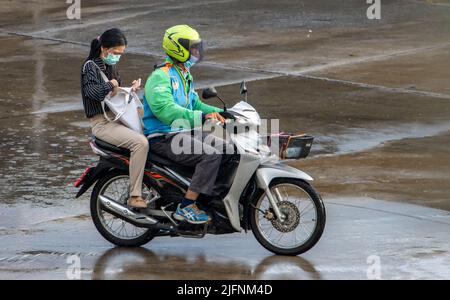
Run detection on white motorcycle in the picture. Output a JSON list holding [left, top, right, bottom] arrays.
[[74, 82, 326, 256]]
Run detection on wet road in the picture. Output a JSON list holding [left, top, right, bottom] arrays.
[[1, 0, 450, 279], [1, 198, 449, 279]]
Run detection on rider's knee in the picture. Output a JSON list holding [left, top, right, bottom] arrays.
[[204, 153, 222, 167]]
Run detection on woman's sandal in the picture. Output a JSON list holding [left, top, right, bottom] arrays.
[[127, 196, 147, 208]]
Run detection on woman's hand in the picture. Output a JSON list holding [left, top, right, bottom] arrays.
[[205, 112, 226, 124], [109, 79, 119, 96], [110, 86, 119, 97], [131, 78, 141, 92], [110, 79, 119, 87]]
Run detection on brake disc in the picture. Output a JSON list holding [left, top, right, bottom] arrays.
[[271, 201, 300, 233]]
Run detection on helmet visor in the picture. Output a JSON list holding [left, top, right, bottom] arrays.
[[189, 41, 204, 62]]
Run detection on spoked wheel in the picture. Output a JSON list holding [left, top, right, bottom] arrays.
[[90, 170, 159, 247], [250, 179, 326, 256]]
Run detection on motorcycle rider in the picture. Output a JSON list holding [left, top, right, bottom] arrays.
[[143, 25, 230, 224]]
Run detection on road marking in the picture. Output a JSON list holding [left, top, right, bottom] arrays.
[[0, 252, 100, 264], [409, 0, 450, 7], [327, 201, 450, 226], [1, 30, 450, 102], [298, 74, 450, 100], [6, 255, 18, 261], [28, 0, 237, 35], [290, 42, 450, 75]]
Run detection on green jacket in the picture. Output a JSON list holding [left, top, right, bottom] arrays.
[[143, 57, 222, 136]]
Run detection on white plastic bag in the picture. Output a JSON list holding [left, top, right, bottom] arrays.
[[102, 87, 143, 134], [83, 60, 143, 134]]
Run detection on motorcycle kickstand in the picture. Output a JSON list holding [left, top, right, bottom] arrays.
[[161, 203, 179, 226]]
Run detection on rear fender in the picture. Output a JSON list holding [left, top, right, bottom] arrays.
[[75, 160, 114, 198]]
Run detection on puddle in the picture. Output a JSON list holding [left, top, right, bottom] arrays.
[[314, 122, 450, 156], [32, 102, 82, 114]]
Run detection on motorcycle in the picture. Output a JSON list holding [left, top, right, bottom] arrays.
[[74, 82, 326, 256]]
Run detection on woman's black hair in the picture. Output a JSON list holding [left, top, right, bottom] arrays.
[[85, 28, 127, 80], [86, 28, 127, 61]]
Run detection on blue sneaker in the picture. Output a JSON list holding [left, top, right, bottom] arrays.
[[173, 203, 211, 224]]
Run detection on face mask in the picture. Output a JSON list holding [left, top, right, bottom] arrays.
[[102, 53, 121, 65], [186, 55, 199, 68]]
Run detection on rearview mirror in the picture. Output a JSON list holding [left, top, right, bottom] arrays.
[[240, 81, 248, 95], [202, 87, 218, 99]]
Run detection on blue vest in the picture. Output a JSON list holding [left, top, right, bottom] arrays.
[[143, 62, 198, 136]]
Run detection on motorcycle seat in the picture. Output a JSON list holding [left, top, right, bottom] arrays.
[[93, 137, 130, 157], [93, 137, 176, 167]]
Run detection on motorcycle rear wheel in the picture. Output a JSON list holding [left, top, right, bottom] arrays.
[[250, 178, 326, 256], [90, 170, 159, 247]]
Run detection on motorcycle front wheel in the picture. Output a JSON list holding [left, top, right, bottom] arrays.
[[250, 178, 326, 256]]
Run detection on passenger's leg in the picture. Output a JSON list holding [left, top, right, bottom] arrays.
[[92, 117, 148, 207]]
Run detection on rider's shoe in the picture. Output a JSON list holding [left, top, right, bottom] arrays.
[[173, 203, 211, 224]]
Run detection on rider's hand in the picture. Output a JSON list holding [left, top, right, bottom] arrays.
[[205, 112, 226, 124]]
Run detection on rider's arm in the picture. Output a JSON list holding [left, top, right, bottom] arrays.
[[145, 71, 203, 128], [192, 91, 223, 114]]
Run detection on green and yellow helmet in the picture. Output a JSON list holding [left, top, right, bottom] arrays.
[[162, 25, 203, 63]]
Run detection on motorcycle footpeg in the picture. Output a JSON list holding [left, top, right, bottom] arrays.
[[154, 222, 177, 233], [177, 220, 206, 228], [176, 221, 209, 238], [153, 221, 208, 238]]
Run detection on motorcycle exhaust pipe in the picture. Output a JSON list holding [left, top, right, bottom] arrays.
[[98, 195, 158, 226]]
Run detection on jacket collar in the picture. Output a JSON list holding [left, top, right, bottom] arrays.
[[165, 56, 192, 81]]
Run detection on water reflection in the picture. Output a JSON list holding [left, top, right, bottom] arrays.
[[91, 247, 321, 280], [31, 1, 48, 135]]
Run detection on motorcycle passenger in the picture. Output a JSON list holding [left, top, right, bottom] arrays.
[[143, 25, 230, 224], [81, 28, 149, 209]]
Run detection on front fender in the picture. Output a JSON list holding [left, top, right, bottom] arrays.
[[255, 162, 313, 190]]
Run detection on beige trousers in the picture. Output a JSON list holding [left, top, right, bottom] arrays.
[[90, 113, 149, 197]]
